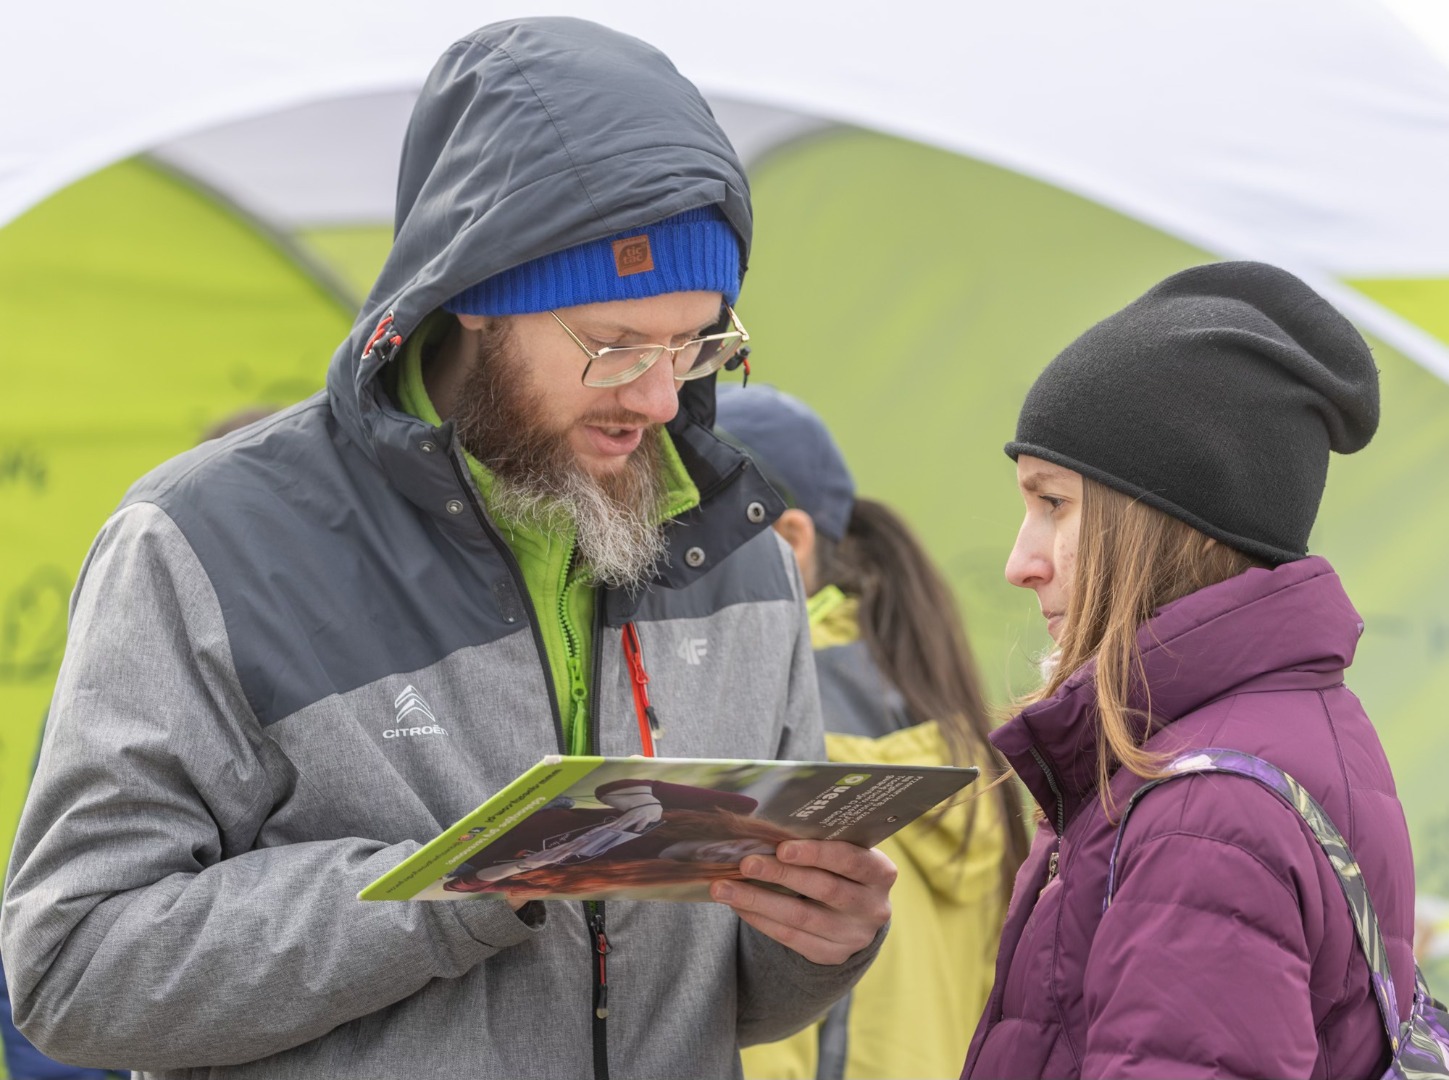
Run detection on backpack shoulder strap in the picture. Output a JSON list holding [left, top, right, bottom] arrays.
[[1102, 748, 1404, 1052]]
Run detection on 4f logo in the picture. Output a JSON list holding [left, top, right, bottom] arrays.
[[676, 637, 708, 665]]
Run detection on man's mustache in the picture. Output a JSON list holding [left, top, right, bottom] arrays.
[[578, 411, 656, 429]]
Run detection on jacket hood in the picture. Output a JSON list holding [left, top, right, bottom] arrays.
[[992, 555, 1363, 828], [318, 18, 779, 603], [326, 17, 753, 457]]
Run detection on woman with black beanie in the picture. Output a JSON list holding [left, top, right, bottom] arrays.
[[962, 262, 1442, 1078]]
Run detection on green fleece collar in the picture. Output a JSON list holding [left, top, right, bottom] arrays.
[[808, 584, 860, 649]]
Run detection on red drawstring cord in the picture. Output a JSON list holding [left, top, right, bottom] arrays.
[[621, 622, 660, 757]]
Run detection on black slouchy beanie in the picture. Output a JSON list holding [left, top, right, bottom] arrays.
[[1006, 261, 1380, 564]]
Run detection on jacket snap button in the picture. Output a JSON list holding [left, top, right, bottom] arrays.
[[420, 440, 437, 454], [746, 501, 766, 524], [685, 546, 706, 568], [445, 499, 464, 515]]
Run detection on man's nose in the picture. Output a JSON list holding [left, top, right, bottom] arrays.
[[617, 354, 682, 426]]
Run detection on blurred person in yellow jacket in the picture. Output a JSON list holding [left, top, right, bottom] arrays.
[[717, 385, 1029, 1080]]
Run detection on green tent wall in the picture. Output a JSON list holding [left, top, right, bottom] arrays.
[[3, 125, 1447, 993]]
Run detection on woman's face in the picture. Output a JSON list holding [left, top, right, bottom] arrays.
[[1005, 455, 1083, 643]]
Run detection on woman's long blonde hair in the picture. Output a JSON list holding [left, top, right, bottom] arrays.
[[1021, 477, 1267, 811]]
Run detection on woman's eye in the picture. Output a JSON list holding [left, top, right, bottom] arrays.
[[1040, 495, 1065, 512]]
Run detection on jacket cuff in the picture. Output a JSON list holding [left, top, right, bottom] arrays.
[[444, 897, 548, 951]]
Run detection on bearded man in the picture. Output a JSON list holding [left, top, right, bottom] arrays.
[[0, 18, 893, 1080]]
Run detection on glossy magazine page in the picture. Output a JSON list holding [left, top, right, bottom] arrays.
[[359, 756, 977, 903]]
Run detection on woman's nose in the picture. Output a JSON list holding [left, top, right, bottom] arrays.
[[1005, 520, 1050, 589]]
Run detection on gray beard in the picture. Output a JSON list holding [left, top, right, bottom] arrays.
[[449, 323, 670, 591], [485, 439, 668, 591]]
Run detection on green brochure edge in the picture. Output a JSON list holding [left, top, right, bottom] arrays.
[[358, 756, 603, 901]]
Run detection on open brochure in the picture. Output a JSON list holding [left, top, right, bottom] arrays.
[[360, 755, 979, 903]]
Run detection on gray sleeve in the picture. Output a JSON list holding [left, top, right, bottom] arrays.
[[734, 542, 885, 1046], [0, 503, 539, 1071]]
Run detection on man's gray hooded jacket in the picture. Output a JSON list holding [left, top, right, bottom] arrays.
[[1, 19, 877, 1079]]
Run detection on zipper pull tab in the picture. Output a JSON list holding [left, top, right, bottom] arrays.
[[1038, 849, 1061, 899], [566, 656, 589, 756], [621, 622, 661, 755], [569, 696, 589, 757], [589, 910, 612, 1019]]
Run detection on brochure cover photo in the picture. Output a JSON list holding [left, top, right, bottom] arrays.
[[360, 756, 979, 903]]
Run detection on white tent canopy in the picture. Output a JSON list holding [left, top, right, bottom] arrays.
[[7, 0, 1449, 372], [148, 92, 832, 229]]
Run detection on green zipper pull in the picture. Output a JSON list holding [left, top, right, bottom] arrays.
[[567, 654, 589, 756]]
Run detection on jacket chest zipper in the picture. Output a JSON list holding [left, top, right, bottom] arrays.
[[550, 543, 613, 1079], [449, 449, 613, 1079], [588, 902, 612, 1017], [1028, 745, 1066, 896], [558, 550, 590, 756], [584, 601, 610, 1080], [1027, 745, 1067, 836]]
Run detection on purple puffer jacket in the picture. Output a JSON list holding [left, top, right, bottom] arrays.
[[963, 557, 1417, 1079]]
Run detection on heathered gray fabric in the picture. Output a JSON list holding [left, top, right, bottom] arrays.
[[125, 395, 534, 728], [813, 642, 913, 739], [1, 17, 878, 1079]]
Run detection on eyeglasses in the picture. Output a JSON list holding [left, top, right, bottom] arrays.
[[550, 305, 750, 388]]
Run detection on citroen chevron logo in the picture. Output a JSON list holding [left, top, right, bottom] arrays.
[[676, 637, 708, 665], [385, 685, 448, 739], [395, 685, 436, 724]]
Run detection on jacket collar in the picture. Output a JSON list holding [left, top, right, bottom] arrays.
[[991, 556, 1363, 829]]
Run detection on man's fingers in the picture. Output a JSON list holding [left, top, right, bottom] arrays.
[[772, 840, 898, 889], [738, 856, 872, 913], [709, 841, 895, 967], [712, 880, 879, 965], [729, 905, 862, 966], [747, 840, 892, 892], [715, 876, 856, 935]]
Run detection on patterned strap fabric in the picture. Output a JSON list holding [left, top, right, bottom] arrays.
[[1103, 748, 1403, 1048]]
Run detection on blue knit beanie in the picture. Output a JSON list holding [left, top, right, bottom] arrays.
[[444, 205, 741, 315]]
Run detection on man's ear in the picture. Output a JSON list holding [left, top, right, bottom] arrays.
[[771, 508, 818, 593], [455, 312, 489, 332]]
